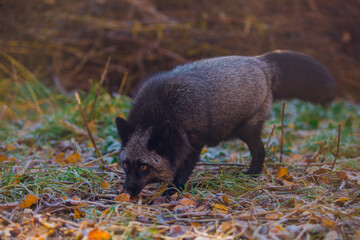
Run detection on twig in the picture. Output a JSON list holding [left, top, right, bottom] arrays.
[[90, 56, 111, 120], [279, 102, 286, 163], [265, 124, 276, 150], [304, 152, 319, 172], [118, 71, 129, 95], [322, 114, 350, 158], [74, 92, 105, 167], [331, 123, 341, 171], [62, 120, 104, 142]]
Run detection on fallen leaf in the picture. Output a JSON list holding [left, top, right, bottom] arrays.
[[336, 171, 348, 180], [88, 228, 111, 240], [0, 153, 8, 162], [101, 180, 110, 189], [266, 213, 283, 220], [66, 152, 81, 164], [115, 193, 131, 202], [221, 194, 230, 204], [220, 221, 233, 232], [276, 167, 288, 179], [20, 194, 39, 208], [201, 147, 208, 154], [335, 197, 349, 205], [322, 217, 337, 229], [73, 196, 81, 201], [179, 197, 196, 206], [276, 167, 293, 181], [54, 153, 65, 164], [74, 206, 85, 219], [213, 203, 229, 214], [5, 144, 15, 150]]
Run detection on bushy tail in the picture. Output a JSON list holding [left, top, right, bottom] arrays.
[[260, 50, 336, 106]]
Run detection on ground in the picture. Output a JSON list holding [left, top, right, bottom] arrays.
[[1, 78, 360, 239]]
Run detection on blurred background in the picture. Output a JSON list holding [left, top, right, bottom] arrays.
[[1, 0, 359, 100]]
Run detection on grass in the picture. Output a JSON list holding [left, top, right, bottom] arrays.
[[1, 75, 360, 239]]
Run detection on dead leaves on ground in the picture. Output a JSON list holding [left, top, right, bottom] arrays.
[[1, 160, 360, 238]]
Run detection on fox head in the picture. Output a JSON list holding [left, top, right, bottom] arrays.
[[115, 117, 191, 196]]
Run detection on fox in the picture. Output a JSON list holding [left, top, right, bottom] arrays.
[[115, 50, 336, 196]]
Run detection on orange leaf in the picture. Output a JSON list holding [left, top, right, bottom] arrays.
[[54, 153, 65, 164], [66, 152, 81, 164], [221, 194, 230, 204], [220, 221, 232, 232], [20, 194, 39, 208], [213, 203, 229, 214], [74, 206, 85, 219], [5, 144, 15, 151], [73, 196, 80, 201], [88, 228, 111, 240], [179, 197, 196, 207], [0, 154, 7, 162], [102, 208, 110, 216], [101, 180, 110, 189], [322, 217, 337, 229], [115, 193, 130, 202], [276, 167, 288, 179]]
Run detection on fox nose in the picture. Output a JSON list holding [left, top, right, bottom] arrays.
[[123, 187, 141, 197], [123, 183, 142, 197]]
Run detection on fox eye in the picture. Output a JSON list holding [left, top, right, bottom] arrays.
[[140, 165, 148, 171], [123, 163, 128, 169]]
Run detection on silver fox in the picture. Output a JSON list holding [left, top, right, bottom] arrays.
[[115, 50, 336, 196]]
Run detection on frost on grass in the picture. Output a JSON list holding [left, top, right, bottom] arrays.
[[1, 81, 360, 239]]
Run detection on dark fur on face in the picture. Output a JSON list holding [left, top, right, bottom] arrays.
[[116, 118, 193, 196]]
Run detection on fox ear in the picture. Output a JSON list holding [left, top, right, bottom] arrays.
[[147, 121, 172, 152], [115, 117, 133, 145]]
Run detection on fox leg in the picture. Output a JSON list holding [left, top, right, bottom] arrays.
[[237, 120, 266, 175], [172, 146, 202, 189]]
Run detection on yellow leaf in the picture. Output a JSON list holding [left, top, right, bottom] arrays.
[[0, 154, 7, 162], [20, 194, 39, 208], [201, 147, 208, 154], [74, 206, 85, 219], [102, 208, 110, 216], [88, 228, 111, 240], [115, 193, 130, 202], [274, 224, 284, 232], [213, 203, 229, 214], [101, 180, 110, 189], [66, 152, 81, 164], [276, 167, 288, 179], [335, 197, 349, 203]]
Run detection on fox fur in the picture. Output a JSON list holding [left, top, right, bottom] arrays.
[[115, 50, 336, 196]]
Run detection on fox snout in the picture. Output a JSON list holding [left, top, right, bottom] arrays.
[[123, 178, 144, 197]]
